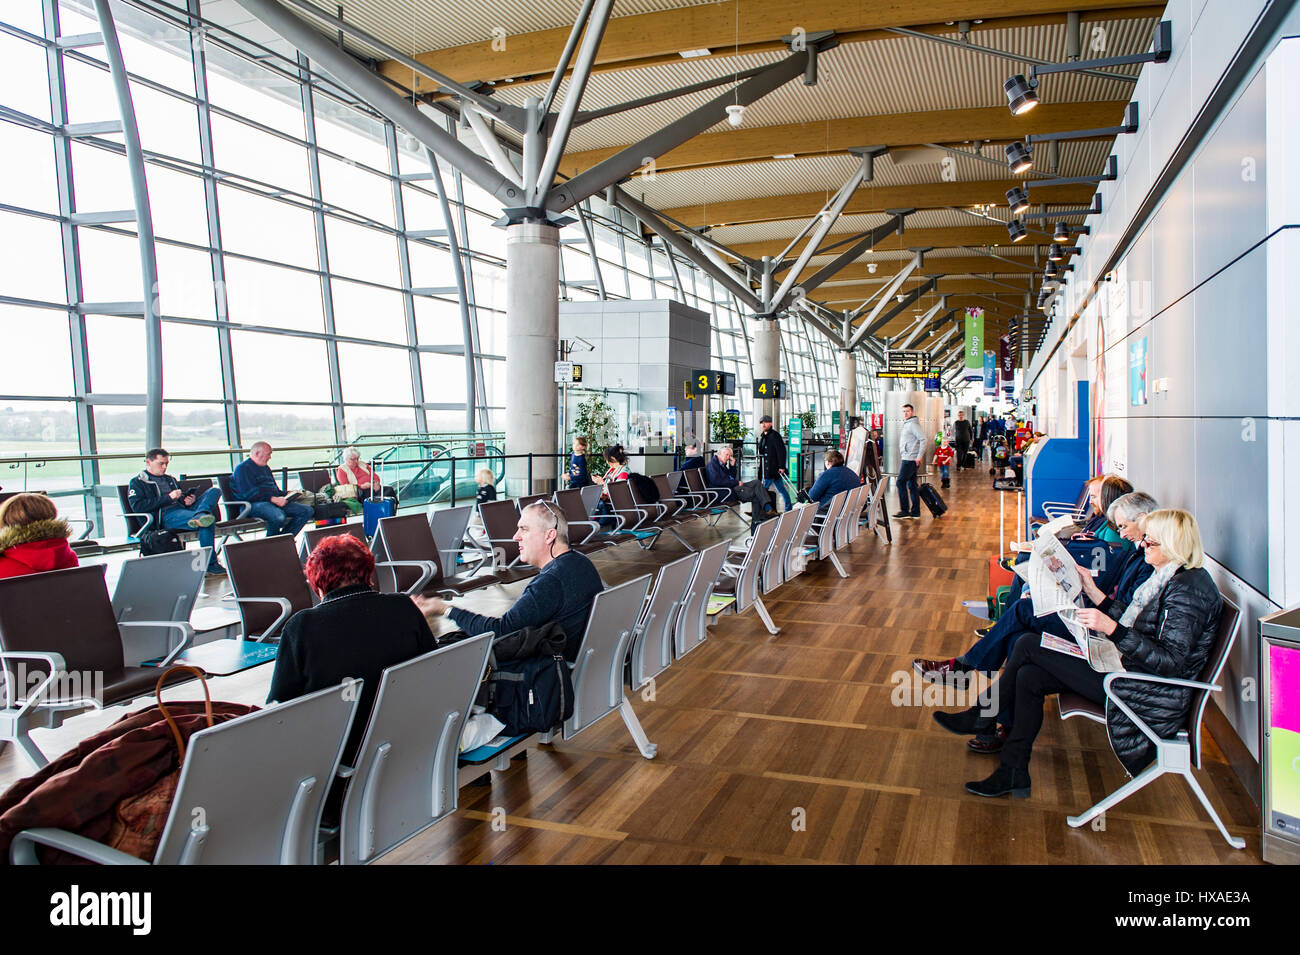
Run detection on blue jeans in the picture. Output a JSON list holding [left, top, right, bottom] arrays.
[[897, 460, 919, 515], [763, 477, 792, 510], [161, 487, 222, 556], [938, 464, 950, 481], [958, 596, 1074, 672], [247, 499, 314, 537]]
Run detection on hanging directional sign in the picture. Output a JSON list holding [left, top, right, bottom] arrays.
[[690, 370, 737, 395], [876, 349, 930, 378], [753, 378, 787, 399]]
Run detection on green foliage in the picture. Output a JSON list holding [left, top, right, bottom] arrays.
[[797, 410, 817, 432], [572, 392, 617, 476], [708, 410, 750, 443]]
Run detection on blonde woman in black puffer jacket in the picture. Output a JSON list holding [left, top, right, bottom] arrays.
[[948, 508, 1221, 799]]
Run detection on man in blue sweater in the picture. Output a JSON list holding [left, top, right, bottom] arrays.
[[415, 501, 604, 662], [230, 442, 313, 538], [806, 449, 861, 512]]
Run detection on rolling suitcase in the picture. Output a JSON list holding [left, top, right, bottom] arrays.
[[918, 482, 948, 517], [363, 497, 394, 537]]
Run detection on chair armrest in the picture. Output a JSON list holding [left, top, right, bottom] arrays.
[[224, 499, 255, 520], [567, 520, 602, 544], [119, 620, 195, 667], [1100, 671, 1221, 748], [0, 651, 69, 716], [64, 518, 95, 541], [612, 507, 648, 529], [375, 559, 437, 597], [11, 828, 148, 866], [122, 510, 156, 535], [226, 595, 293, 640]]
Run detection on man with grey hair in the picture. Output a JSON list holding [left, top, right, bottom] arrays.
[[230, 440, 314, 538], [916, 490, 1160, 693], [415, 500, 603, 661]]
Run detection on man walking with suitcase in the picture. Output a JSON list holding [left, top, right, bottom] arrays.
[[953, 411, 972, 471], [756, 415, 791, 511], [894, 403, 926, 520]]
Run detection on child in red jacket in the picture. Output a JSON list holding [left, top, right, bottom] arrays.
[[933, 440, 955, 489]]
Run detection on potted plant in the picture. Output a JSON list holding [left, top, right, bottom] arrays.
[[708, 410, 750, 453], [572, 392, 617, 478]]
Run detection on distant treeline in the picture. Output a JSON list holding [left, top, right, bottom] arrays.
[[0, 406, 414, 442]]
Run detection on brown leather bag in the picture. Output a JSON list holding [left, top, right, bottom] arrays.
[[0, 666, 258, 864]]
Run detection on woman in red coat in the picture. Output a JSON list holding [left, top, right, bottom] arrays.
[[0, 493, 79, 579]]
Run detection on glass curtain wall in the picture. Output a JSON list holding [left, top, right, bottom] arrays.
[[0, 0, 871, 534]]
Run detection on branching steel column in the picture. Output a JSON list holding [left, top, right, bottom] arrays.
[[426, 147, 478, 434], [91, 0, 162, 449], [795, 213, 912, 299]]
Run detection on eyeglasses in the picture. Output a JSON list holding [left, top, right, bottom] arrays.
[[1141, 535, 1161, 548]]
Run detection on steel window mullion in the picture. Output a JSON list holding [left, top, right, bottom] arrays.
[[385, 120, 426, 436], [189, 0, 240, 462], [452, 163, 490, 431], [42, 0, 101, 530], [298, 52, 345, 444]]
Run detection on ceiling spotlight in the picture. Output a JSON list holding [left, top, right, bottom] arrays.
[[1006, 187, 1030, 216], [1005, 141, 1032, 174], [725, 104, 745, 127], [1004, 74, 1039, 115], [1048, 244, 1065, 261], [867, 262, 878, 273], [1053, 221, 1071, 242], [1006, 219, 1028, 242], [896, 293, 906, 303]]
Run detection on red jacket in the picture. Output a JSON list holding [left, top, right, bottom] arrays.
[[0, 520, 79, 580], [933, 446, 955, 466]]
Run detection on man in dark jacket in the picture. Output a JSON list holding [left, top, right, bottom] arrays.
[[680, 443, 705, 471], [703, 446, 774, 518], [953, 411, 972, 470], [806, 449, 860, 513], [230, 442, 313, 538], [127, 448, 226, 575], [755, 415, 790, 510]]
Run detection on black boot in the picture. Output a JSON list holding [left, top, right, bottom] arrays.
[[942, 479, 950, 489], [965, 763, 1031, 798], [932, 707, 996, 736]]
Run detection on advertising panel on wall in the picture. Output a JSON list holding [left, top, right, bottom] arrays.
[[964, 308, 984, 381], [1129, 336, 1148, 406], [1091, 264, 1129, 478]]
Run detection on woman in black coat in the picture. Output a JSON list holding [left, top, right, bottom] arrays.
[[942, 508, 1222, 798]]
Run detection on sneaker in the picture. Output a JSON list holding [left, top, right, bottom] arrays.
[[187, 513, 215, 529], [912, 657, 974, 685], [205, 561, 227, 577], [891, 511, 909, 519], [973, 623, 996, 639], [964, 764, 1031, 798]]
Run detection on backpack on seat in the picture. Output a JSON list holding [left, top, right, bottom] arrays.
[[140, 528, 182, 556], [476, 622, 575, 736], [628, 472, 660, 504]]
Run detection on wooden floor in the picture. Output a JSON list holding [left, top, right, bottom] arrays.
[[1, 471, 1263, 864]]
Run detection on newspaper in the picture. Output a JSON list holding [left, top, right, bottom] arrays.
[[1025, 533, 1084, 619]]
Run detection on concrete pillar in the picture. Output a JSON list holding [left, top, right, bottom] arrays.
[[838, 349, 856, 424], [505, 222, 559, 495], [751, 317, 780, 432]]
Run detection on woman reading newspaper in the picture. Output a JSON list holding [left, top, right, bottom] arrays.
[[933, 508, 1222, 798]]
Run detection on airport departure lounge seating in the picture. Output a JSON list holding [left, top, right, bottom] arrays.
[[715, 513, 780, 635], [627, 552, 698, 691], [674, 539, 730, 659], [224, 535, 316, 641], [371, 513, 500, 597]]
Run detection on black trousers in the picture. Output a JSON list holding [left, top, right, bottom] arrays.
[[955, 438, 970, 468], [995, 635, 1107, 770], [734, 479, 773, 512]]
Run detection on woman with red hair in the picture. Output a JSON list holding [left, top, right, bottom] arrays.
[[266, 534, 438, 764]]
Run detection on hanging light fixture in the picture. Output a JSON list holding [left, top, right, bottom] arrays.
[[1005, 187, 1030, 216], [1005, 141, 1032, 174], [1003, 74, 1038, 115], [1048, 244, 1065, 261], [1053, 221, 1071, 242], [1006, 219, 1028, 242]]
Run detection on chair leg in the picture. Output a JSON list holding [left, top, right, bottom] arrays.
[[666, 526, 696, 551], [619, 697, 657, 759], [1181, 767, 1247, 849], [1067, 761, 1165, 828], [10, 730, 49, 772], [753, 595, 780, 635], [828, 551, 849, 578]]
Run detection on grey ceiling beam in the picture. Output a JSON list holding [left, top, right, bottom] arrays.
[[847, 251, 918, 349], [537, 0, 597, 116], [610, 186, 761, 310], [546, 36, 837, 213], [232, 0, 523, 207], [796, 212, 912, 301], [273, 0, 525, 128], [795, 301, 844, 349], [859, 276, 940, 342], [887, 26, 1137, 83], [894, 299, 948, 351], [574, 64, 771, 125], [462, 106, 522, 183]]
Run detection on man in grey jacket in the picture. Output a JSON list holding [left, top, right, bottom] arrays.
[[894, 403, 926, 519]]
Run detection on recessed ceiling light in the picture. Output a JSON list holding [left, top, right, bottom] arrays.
[[773, 153, 796, 159], [678, 49, 711, 58]]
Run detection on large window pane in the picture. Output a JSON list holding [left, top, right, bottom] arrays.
[[155, 243, 217, 321], [406, 240, 453, 288], [1, 124, 59, 215], [323, 217, 399, 286], [413, 296, 463, 347], [162, 320, 223, 400], [145, 163, 210, 246], [210, 115, 308, 194], [318, 155, 394, 228], [77, 226, 142, 302], [0, 306, 73, 397], [312, 98, 390, 172], [217, 185, 317, 270], [344, 405, 416, 440], [129, 79, 199, 163], [337, 343, 412, 406], [159, 404, 228, 452], [330, 279, 405, 343], [231, 329, 331, 402], [237, 402, 335, 449], [84, 313, 143, 393], [0, 211, 67, 304], [0, 31, 52, 123], [223, 256, 322, 332], [419, 352, 466, 403], [203, 44, 303, 138]]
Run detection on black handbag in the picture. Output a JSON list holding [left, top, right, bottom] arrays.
[[140, 528, 182, 556]]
